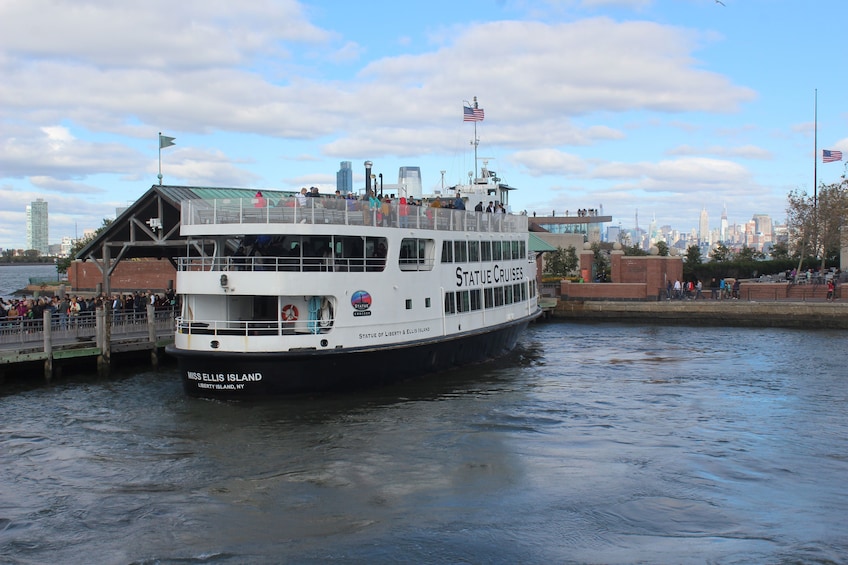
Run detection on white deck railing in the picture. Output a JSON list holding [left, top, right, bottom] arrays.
[[181, 197, 528, 234]]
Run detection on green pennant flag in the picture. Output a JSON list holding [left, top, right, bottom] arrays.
[[159, 134, 176, 149]]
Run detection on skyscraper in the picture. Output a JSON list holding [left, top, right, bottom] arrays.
[[751, 214, 773, 251], [398, 166, 423, 199], [26, 198, 49, 255], [699, 207, 709, 245], [336, 161, 352, 194], [720, 204, 728, 243]]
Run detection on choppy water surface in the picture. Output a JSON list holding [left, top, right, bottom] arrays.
[[2, 322, 847, 564], [0, 264, 59, 298]]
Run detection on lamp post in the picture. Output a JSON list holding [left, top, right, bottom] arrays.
[[364, 161, 373, 196]]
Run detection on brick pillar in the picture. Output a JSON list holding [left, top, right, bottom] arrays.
[[579, 242, 594, 282]]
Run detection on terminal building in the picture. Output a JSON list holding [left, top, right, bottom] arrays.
[[529, 209, 612, 252]]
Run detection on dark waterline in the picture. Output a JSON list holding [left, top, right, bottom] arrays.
[[1, 321, 847, 564]]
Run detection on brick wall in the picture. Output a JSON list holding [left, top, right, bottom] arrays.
[[69, 259, 176, 294], [566, 249, 684, 301]]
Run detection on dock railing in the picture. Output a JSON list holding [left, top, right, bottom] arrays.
[[0, 307, 175, 347]]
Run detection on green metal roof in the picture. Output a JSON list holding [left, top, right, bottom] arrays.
[[529, 233, 557, 252], [154, 185, 294, 206]]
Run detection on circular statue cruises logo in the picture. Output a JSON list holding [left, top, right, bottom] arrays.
[[351, 290, 372, 317]]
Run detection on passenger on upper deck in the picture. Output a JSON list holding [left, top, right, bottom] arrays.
[[296, 188, 308, 207], [453, 193, 465, 210]]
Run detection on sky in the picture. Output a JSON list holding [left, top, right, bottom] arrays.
[[1, 0, 847, 250]]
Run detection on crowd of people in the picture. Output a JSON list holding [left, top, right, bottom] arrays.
[[0, 289, 177, 330], [255, 187, 509, 216], [665, 277, 742, 301]]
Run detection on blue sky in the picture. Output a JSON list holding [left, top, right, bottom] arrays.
[[1, 0, 846, 250]]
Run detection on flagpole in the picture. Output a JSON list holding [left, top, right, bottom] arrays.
[[813, 90, 820, 270], [158, 132, 163, 185]]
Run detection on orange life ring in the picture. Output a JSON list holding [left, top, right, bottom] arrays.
[[282, 304, 299, 321]]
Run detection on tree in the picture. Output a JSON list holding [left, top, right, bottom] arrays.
[[623, 244, 648, 256], [684, 244, 703, 266], [786, 180, 848, 265], [770, 241, 790, 260], [710, 242, 732, 262], [543, 246, 578, 277], [591, 242, 610, 281], [736, 246, 764, 261], [56, 218, 112, 274], [655, 241, 669, 256]]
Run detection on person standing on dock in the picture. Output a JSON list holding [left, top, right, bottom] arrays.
[[58, 295, 69, 329], [709, 278, 719, 300]]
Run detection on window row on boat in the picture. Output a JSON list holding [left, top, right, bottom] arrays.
[[443, 280, 536, 315], [181, 234, 529, 273]]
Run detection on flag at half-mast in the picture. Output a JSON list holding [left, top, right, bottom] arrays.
[[822, 149, 843, 163], [463, 105, 484, 122], [159, 133, 176, 149]]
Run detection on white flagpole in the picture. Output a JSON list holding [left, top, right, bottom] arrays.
[[158, 132, 163, 185]]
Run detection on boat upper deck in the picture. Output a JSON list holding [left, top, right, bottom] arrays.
[[180, 196, 529, 235]]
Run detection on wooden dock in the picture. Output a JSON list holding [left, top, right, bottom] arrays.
[[0, 306, 174, 383]]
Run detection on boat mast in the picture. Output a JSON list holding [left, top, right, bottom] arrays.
[[472, 97, 479, 180], [463, 96, 485, 181]]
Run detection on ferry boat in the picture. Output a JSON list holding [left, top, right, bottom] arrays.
[[166, 163, 542, 397]]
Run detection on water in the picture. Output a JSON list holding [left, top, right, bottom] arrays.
[[0, 264, 60, 299], [1, 322, 847, 564]]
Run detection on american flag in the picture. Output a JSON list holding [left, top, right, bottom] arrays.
[[463, 106, 485, 122], [822, 149, 843, 163]]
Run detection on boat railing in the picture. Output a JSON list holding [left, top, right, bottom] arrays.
[[181, 197, 528, 234], [175, 317, 332, 337], [176, 254, 418, 273]]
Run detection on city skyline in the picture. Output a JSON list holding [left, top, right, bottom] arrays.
[[1, 1, 847, 250]]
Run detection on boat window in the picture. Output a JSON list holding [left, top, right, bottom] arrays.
[[367, 237, 388, 271], [492, 241, 502, 261], [405, 299, 412, 310], [516, 282, 526, 301], [333, 235, 387, 272], [454, 241, 467, 263], [457, 290, 471, 313], [511, 240, 520, 260], [481, 240, 492, 262], [470, 289, 482, 311], [468, 240, 480, 262], [444, 292, 456, 314], [425, 297, 431, 308], [400, 238, 434, 271], [494, 286, 504, 307], [505, 284, 514, 304], [484, 288, 494, 308], [441, 240, 453, 263]]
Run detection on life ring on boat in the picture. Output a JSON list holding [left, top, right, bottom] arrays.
[[281, 304, 299, 321]]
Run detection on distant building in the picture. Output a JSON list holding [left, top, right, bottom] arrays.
[[751, 214, 773, 251], [336, 161, 353, 194], [530, 211, 613, 253], [699, 207, 709, 246], [60, 236, 75, 258], [26, 198, 49, 255], [398, 166, 423, 199]]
